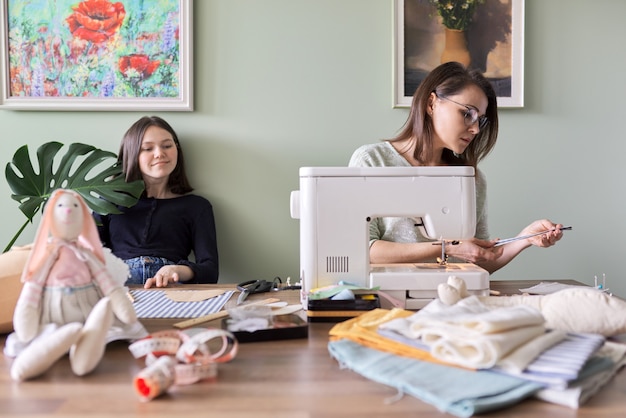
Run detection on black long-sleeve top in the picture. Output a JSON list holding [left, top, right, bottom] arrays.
[[94, 194, 219, 283]]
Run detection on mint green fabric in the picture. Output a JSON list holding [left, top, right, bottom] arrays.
[[328, 339, 542, 417]]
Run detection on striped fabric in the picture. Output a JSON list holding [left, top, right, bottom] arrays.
[[496, 332, 605, 389], [129, 289, 234, 318]]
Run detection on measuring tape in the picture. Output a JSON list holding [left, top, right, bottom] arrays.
[[128, 328, 238, 401]]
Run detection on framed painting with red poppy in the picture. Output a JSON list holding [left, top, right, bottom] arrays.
[[0, 0, 193, 111]]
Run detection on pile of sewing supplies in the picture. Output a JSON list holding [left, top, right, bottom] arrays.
[[327, 277, 626, 417]]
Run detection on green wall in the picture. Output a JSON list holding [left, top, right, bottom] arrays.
[[1, 1, 624, 297]]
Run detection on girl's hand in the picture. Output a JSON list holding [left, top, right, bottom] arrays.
[[143, 265, 192, 288]]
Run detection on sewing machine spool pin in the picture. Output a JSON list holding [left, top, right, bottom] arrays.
[[594, 273, 611, 295]]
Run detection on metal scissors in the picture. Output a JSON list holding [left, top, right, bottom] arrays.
[[236, 279, 275, 305]]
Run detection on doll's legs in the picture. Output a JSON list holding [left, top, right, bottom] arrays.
[[70, 297, 114, 376], [10, 322, 83, 381]]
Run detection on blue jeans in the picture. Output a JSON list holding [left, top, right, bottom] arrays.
[[124, 256, 175, 285]]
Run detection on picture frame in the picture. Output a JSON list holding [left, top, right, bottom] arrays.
[[394, 0, 524, 108], [0, 0, 193, 111]]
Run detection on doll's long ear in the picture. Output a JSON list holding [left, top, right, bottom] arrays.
[[20, 190, 62, 283], [73, 193, 105, 264]]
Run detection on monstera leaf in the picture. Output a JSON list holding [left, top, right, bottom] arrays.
[[4, 141, 144, 252]]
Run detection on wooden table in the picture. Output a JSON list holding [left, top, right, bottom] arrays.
[[1, 281, 625, 417]]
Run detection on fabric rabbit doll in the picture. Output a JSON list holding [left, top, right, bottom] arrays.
[[7, 189, 137, 381]]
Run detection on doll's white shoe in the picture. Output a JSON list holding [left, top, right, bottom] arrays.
[[10, 322, 82, 381], [70, 297, 114, 376]]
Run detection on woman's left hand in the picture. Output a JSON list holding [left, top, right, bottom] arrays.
[[522, 219, 564, 248]]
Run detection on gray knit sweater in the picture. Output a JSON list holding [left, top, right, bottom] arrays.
[[348, 141, 489, 247]]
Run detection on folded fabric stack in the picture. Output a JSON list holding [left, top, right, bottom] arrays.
[[328, 308, 544, 417], [328, 295, 626, 416], [380, 295, 546, 369]]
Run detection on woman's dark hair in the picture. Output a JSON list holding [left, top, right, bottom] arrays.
[[119, 116, 193, 195], [390, 61, 499, 167]]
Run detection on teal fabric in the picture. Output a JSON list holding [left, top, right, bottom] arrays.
[[328, 339, 543, 417]]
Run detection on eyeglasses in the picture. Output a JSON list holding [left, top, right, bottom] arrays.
[[434, 93, 489, 130]]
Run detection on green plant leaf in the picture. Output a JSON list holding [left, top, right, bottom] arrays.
[[4, 141, 144, 251]]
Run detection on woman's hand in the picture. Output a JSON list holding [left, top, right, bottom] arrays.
[[518, 219, 564, 248], [144, 265, 193, 288], [445, 238, 503, 264]]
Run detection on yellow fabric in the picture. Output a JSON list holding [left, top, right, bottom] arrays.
[[328, 308, 466, 368]]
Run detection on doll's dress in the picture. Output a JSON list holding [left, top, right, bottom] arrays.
[[39, 241, 103, 326], [37, 240, 148, 343]]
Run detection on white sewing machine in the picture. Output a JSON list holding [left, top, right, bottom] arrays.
[[289, 166, 489, 310]]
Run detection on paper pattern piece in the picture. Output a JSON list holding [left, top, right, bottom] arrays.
[[518, 282, 590, 295], [164, 289, 226, 302], [130, 289, 235, 319]]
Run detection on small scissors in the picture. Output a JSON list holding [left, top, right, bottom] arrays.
[[236, 279, 276, 305]]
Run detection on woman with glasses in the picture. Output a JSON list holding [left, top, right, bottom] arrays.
[[349, 62, 563, 273]]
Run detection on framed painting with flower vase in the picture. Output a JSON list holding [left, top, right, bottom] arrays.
[[0, 0, 193, 111], [394, 0, 524, 108]]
